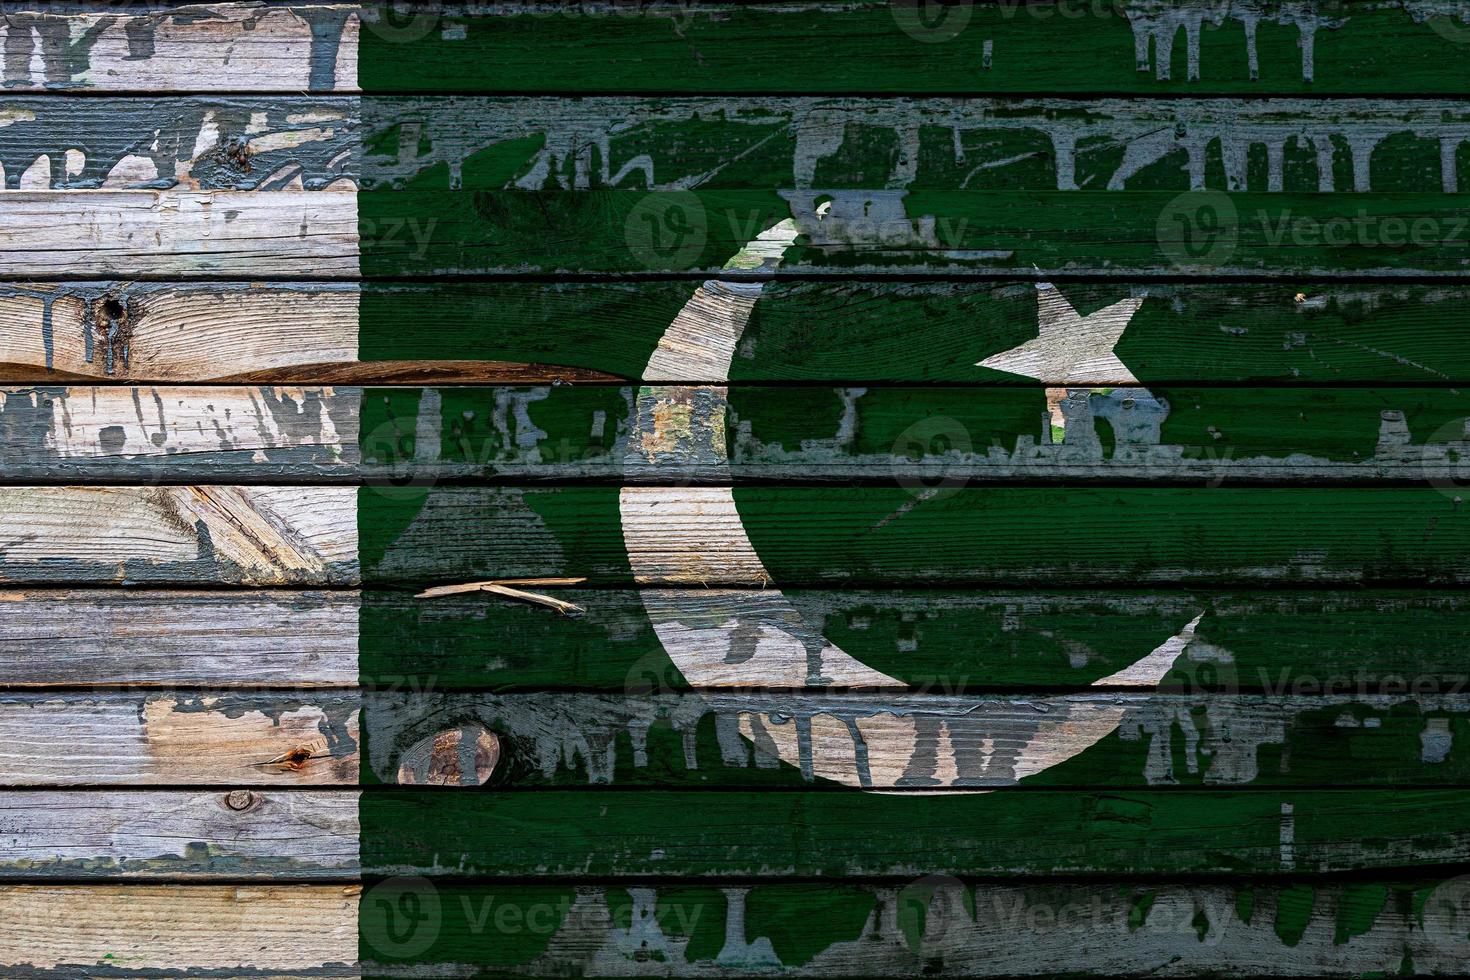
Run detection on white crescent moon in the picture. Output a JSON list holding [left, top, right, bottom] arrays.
[[619, 219, 1202, 790]]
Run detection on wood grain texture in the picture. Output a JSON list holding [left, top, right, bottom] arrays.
[[0, 692, 359, 785], [353, 879, 1470, 977], [358, 787, 1470, 877], [359, 485, 1470, 587], [0, 486, 357, 585], [10, 280, 1470, 385], [362, 96, 1470, 196], [0, 191, 357, 278], [17, 2, 1470, 97], [0, 282, 361, 383], [0, 96, 359, 191], [0, 790, 358, 878], [0, 590, 358, 687], [0, 3, 358, 93], [9, 383, 1470, 484], [0, 884, 358, 974], [351, 1, 1470, 96], [7, 588, 1469, 695], [361, 691, 1470, 790]]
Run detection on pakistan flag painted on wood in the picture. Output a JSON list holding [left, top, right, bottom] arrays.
[[331, 4, 1470, 975]]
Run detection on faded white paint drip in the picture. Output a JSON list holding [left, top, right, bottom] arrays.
[[103, 155, 161, 188], [18, 155, 49, 190], [1280, 802, 1296, 869]]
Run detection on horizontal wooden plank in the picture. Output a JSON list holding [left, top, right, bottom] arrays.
[[0, 96, 358, 191], [362, 96, 1470, 196], [359, 787, 1470, 877], [352, 1, 1470, 96], [0, 692, 359, 786], [0, 790, 357, 878], [355, 588, 1470, 694], [359, 485, 1470, 587], [16, 191, 1470, 281], [9, 588, 1470, 696], [0, 884, 358, 975], [7, 787, 1469, 879], [10, 281, 1470, 386], [0, 486, 357, 586], [362, 691, 1470, 790], [9, 485, 1470, 587], [0, 191, 357, 278], [16, 2, 1470, 98], [0, 590, 358, 687], [8, 383, 1470, 484], [0, 3, 357, 93], [9, 878, 1470, 976], [360, 187, 1470, 276], [353, 878, 1470, 976]]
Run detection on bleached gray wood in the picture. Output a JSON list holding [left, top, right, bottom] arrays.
[[0, 790, 358, 878], [0, 692, 360, 785]]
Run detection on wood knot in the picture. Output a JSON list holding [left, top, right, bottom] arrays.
[[397, 725, 501, 787], [225, 790, 257, 811]]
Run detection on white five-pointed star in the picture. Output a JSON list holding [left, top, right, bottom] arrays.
[[977, 282, 1144, 385], [977, 283, 1145, 436]]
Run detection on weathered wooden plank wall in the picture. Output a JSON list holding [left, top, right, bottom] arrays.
[[5, 2, 1470, 977]]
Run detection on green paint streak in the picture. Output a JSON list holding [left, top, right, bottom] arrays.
[[744, 885, 877, 966], [357, 3, 1470, 95], [1274, 884, 1317, 947], [1128, 890, 1157, 931], [1335, 884, 1391, 945], [359, 883, 575, 969], [357, 789, 1470, 877], [1236, 887, 1255, 925]]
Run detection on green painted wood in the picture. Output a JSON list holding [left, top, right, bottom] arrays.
[[355, 2, 1470, 96], [358, 188, 1470, 276], [358, 486, 1470, 587], [358, 97, 1470, 194], [358, 787, 1470, 877], [360, 691, 1470, 789], [358, 589, 1470, 695], [355, 877, 1470, 976], [356, 281, 1470, 385], [26, 382, 1455, 483]]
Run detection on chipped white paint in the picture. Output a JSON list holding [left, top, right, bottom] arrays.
[[0, 6, 361, 92], [0, 191, 359, 277], [979, 282, 1145, 431], [623, 224, 1202, 789], [5, 385, 351, 462], [103, 154, 161, 188]]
